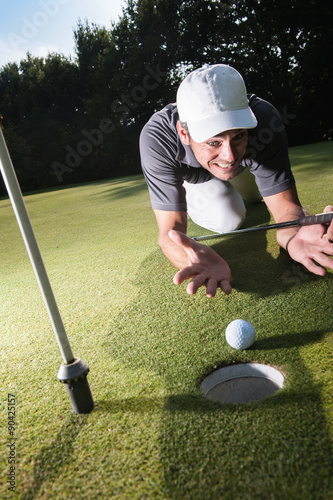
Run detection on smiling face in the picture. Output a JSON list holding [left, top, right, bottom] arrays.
[[177, 122, 248, 181]]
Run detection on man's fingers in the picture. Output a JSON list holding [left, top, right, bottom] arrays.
[[322, 238, 333, 253], [173, 267, 194, 285], [219, 279, 232, 295], [187, 274, 208, 295], [175, 269, 232, 297], [170, 231, 232, 296], [189, 276, 231, 297], [301, 257, 326, 276], [205, 278, 218, 298], [313, 252, 333, 270]]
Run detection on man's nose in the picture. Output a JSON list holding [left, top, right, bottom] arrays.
[[218, 141, 235, 163]]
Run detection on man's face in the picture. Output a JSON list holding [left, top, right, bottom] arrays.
[[177, 123, 248, 181]]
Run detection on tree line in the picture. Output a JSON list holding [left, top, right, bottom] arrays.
[[0, 0, 332, 194]]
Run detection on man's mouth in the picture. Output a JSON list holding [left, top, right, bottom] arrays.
[[213, 161, 235, 170]]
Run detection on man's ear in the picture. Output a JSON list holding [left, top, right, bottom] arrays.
[[176, 121, 191, 145]]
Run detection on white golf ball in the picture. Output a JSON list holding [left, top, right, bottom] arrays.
[[225, 319, 256, 350]]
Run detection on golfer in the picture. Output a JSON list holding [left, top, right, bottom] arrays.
[[139, 64, 333, 297]]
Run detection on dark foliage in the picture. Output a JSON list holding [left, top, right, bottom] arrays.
[[0, 0, 332, 194]]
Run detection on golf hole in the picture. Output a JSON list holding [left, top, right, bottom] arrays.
[[201, 363, 284, 404]]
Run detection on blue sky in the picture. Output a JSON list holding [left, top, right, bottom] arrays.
[[0, 0, 127, 68]]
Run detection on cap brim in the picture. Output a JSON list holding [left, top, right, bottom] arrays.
[[188, 107, 258, 143]]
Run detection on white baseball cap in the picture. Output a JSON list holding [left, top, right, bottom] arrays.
[[176, 64, 258, 143]]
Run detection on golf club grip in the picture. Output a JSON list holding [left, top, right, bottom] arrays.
[[299, 212, 333, 226]]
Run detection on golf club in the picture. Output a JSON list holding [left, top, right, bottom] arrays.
[[192, 212, 333, 241], [0, 128, 94, 414]]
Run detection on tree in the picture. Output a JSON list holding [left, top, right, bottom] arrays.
[[1, 0, 332, 193], [0, 54, 82, 192]]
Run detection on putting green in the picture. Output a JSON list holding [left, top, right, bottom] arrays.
[[0, 143, 332, 499]]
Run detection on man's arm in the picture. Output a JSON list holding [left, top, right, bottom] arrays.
[[263, 185, 305, 249], [154, 209, 232, 297], [154, 209, 189, 268], [264, 186, 333, 275]]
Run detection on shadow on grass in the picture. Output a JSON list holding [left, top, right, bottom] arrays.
[[213, 236, 325, 297], [94, 387, 326, 415], [20, 414, 89, 500], [95, 397, 166, 414], [254, 328, 330, 350], [90, 175, 148, 201], [190, 201, 330, 297], [103, 240, 333, 498]]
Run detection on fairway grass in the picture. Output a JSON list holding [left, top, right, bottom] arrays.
[[1, 142, 332, 499]]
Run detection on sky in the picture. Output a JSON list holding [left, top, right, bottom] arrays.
[[0, 0, 127, 68]]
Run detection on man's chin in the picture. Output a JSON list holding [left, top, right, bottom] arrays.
[[211, 168, 238, 182]]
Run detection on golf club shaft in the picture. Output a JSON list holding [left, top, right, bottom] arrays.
[[0, 128, 75, 364], [192, 212, 333, 241]]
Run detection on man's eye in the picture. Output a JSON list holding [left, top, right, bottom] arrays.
[[208, 141, 219, 147], [234, 132, 245, 141]]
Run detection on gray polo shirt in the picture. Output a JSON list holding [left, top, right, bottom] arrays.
[[139, 94, 295, 212]]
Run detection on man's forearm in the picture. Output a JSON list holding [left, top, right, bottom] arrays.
[[263, 185, 309, 251], [158, 233, 190, 269], [154, 209, 189, 268]]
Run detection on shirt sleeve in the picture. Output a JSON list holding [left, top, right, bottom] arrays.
[[139, 117, 187, 211], [246, 98, 295, 197]]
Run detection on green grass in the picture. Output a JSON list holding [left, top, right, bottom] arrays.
[[0, 142, 333, 499]]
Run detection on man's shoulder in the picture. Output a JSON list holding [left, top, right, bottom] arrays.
[[142, 104, 178, 133], [140, 103, 179, 156], [248, 94, 282, 128]]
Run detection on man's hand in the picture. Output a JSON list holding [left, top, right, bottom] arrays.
[[168, 230, 232, 297], [286, 205, 333, 276]]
